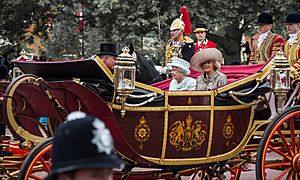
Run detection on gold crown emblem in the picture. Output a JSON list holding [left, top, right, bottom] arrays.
[[139, 116, 146, 124], [226, 115, 232, 122], [186, 114, 193, 127]]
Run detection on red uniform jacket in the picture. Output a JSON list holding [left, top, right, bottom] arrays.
[[194, 39, 216, 53], [284, 32, 300, 78], [249, 31, 284, 64]]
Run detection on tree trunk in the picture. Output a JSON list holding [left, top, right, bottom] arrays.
[[207, 24, 244, 65]]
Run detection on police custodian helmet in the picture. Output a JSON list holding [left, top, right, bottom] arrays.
[[45, 111, 123, 179]]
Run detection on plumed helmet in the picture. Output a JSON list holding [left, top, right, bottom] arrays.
[[46, 111, 123, 179], [190, 48, 223, 72], [257, 13, 273, 24], [170, 18, 185, 31], [169, 6, 192, 35], [284, 12, 300, 23]]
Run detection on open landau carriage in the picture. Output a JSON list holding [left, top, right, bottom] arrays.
[[0, 49, 300, 180]]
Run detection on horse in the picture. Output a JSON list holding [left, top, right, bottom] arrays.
[[129, 43, 163, 85]]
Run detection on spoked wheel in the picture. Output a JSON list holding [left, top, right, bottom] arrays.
[[256, 106, 300, 179], [188, 163, 240, 180], [18, 138, 53, 180]]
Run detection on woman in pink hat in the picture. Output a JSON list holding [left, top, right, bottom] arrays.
[[191, 48, 227, 90]]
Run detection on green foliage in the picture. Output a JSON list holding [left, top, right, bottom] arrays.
[[1, 0, 300, 63]]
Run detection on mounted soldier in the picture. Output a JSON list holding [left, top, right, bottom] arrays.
[[165, 6, 194, 65]]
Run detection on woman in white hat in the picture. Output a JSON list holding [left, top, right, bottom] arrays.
[[191, 48, 227, 91], [168, 57, 196, 91]]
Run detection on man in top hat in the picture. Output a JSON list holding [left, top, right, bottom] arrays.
[[249, 13, 284, 64], [283, 12, 300, 79], [165, 18, 195, 65], [193, 23, 216, 52], [45, 111, 123, 180], [98, 42, 119, 70]]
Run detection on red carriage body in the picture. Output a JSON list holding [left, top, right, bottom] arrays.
[[0, 55, 299, 179]]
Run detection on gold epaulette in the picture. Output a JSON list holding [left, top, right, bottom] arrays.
[[183, 36, 194, 44]]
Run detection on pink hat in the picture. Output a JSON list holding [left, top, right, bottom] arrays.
[[190, 48, 223, 72]]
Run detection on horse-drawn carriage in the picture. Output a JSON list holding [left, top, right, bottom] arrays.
[[0, 49, 299, 179]]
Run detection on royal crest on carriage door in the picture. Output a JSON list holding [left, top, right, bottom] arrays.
[[169, 114, 207, 151], [134, 116, 151, 150], [223, 114, 234, 146]]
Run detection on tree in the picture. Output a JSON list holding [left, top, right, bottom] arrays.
[[0, 0, 86, 57], [1, 0, 299, 63], [188, 0, 300, 64], [91, 0, 300, 64]]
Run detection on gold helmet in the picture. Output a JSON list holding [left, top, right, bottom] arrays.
[[170, 18, 185, 31]]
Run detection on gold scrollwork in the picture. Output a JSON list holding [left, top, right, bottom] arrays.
[[134, 116, 150, 150], [223, 114, 234, 146], [169, 114, 207, 151]]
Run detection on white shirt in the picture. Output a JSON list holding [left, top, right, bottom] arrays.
[[197, 39, 205, 45], [257, 31, 270, 48], [288, 31, 300, 45]]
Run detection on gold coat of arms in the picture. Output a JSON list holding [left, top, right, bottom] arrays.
[[169, 114, 207, 151]]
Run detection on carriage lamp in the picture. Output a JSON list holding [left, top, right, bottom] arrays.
[[17, 49, 30, 61], [270, 50, 290, 113], [114, 46, 136, 117]]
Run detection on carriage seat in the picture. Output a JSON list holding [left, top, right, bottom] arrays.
[[152, 64, 265, 91]]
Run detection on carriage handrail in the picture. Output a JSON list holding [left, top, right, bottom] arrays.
[[128, 92, 157, 99], [118, 93, 157, 107], [228, 78, 263, 97], [228, 93, 265, 107]]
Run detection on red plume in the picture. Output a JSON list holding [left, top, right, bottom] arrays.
[[180, 6, 192, 36]]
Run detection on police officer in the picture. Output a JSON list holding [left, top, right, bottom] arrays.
[[165, 18, 194, 65], [284, 12, 300, 79], [45, 111, 123, 180], [249, 13, 284, 64], [193, 23, 216, 52]]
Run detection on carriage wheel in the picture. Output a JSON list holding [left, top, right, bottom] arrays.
[[187, 164, 240, 180], [256, 105, 300, 179], [18, 138, 53, 180]]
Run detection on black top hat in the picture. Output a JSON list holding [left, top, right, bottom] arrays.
[[45, 111, 123, 179], [284, 12, 300, 23], [257, 13, 273, 24], [193, 23, 208, 33], [99, 42, 119, 56]]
